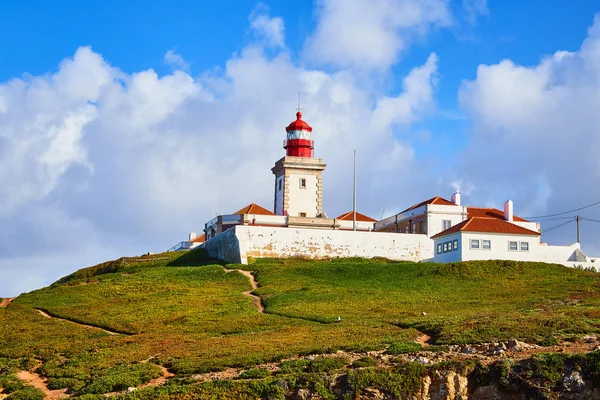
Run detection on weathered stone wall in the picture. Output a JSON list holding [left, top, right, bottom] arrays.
[[202, 228, 242, 264], [204, 225, 434, 264]]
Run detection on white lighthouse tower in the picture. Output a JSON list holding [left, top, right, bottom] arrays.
[[272, 110, 326, 217]]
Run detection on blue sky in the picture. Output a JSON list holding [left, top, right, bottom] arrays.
[[1, 0, 600, 296]]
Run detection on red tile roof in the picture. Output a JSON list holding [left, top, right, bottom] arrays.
[[467, 207, 529, 222], [190, 233, 205, 243], [402, 196, 456, 213], [431, 217, 540, 239], [336, 211, 377, 222], [233, 203, 275, 216]]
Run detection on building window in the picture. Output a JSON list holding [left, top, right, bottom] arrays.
[[278, 179, 282, 191], [420, 221, 426, 235], [443, 220, 451, 230], [453, 239, 458, 250], [443, 242, 449, 252], [412, 223, 416, 234], [482, 240, 491, 250], [405, 226, 409, 233], [509, 241, 518, 251], [470, 239, 480, 250], [437, 244, 442, 254], [520, 241, 529, 251], [299, 212, 307, 217], [300, 178, 306, 189]]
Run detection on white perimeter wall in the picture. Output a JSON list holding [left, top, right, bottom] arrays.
[[204, 225, 433, 264], [338, 220, 375, 231], [288, 173, 318, 217]]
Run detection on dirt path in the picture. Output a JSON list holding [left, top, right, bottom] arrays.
[[416, 332, 431, 347], [16, 369, 68, 399], [0, 298, 14, 308], [222, 267, 264, 313], [140, 365, 174, 388], [35, 309, 122, 335]]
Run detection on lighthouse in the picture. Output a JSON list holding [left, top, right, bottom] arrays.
[[272, 110, 327, 217]]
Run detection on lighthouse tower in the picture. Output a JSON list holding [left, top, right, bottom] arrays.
[[272, 111, 327, 217]]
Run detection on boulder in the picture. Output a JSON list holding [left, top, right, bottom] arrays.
[[561, 371, 586, 393], [507, 339, 523, 351]]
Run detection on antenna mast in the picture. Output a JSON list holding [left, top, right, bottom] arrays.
[[353, 150, 357, 231]]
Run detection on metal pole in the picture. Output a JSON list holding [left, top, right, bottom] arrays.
[[353, 150, 357, 231], [577, 215, 581, 243]]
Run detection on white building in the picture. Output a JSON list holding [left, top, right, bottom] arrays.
[[431, 217, 541, 263], [194, 107, 597, 268], [431, 204, 598, 269], [168, 232, 205, 252]]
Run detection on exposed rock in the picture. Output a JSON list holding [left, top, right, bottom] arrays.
[[419, 375, 432, 399], [506, 339, 522, 351], [292, 388, 316, 400], [416, 356, 431, 365], [428, 371, 468, 400], [471, 385, 517, 399], [460, 345, 474, 354], [361, 387, 386, 399], [582, 335, 597, 343], [561, 370, 586, 393]]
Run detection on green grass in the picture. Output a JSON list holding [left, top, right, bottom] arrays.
[[2, 252, 600, 395]]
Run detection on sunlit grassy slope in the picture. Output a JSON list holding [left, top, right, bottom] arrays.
[[2, 250, 600, 396]]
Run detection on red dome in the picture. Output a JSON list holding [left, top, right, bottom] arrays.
[[286, 112, 313, 132]]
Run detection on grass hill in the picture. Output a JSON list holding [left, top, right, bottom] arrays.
[[2, 251, 600, 398]]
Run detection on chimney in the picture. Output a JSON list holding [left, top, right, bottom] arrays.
[[451, 191, 461, 206], [189, 232, 197, 241], [504, 200, 513, 222]]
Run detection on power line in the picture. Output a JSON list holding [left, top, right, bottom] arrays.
[[533, 216, 576, 222], [524, 200, 600, 220], [541, 219, 575, 234], [580, 217, 600, 224]]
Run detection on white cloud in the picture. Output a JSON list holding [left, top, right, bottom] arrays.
[[305, 0, 451, 69], [371, 53, 438, 131], [457, 13, 600, 253], [249, 4, 285, 48], [164, 49, 191, 71], [461, 0, 489, 24]]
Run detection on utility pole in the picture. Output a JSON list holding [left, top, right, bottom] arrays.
[[576, 215, 581, 243], [353, 150, 357, 232]]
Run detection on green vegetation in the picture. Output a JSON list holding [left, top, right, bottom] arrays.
[[2, 252, 600, 396], [238, 368, 271, 379]]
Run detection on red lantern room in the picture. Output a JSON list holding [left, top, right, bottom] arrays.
[[284, 111, 314, 157]]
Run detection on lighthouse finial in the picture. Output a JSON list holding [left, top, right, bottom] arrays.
[[296, 92, 302, 112]]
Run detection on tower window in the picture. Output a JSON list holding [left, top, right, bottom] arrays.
[[299, 212, 307, 217], [278, 179, 282, 191], [300, 178, 306, 188]]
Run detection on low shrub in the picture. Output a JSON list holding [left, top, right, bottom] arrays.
[[387, 342, 422, 354], [46, 377, 85, 391], [79, 362, 162, 394], [306, 356, 348, 373], [279, 359, 309, 374], [238, 368, 271, 379], [5, 386, 45, 400], [351, 357, 378, 368], [538, 336, 559, 347], [347, 361, 426, 398]]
